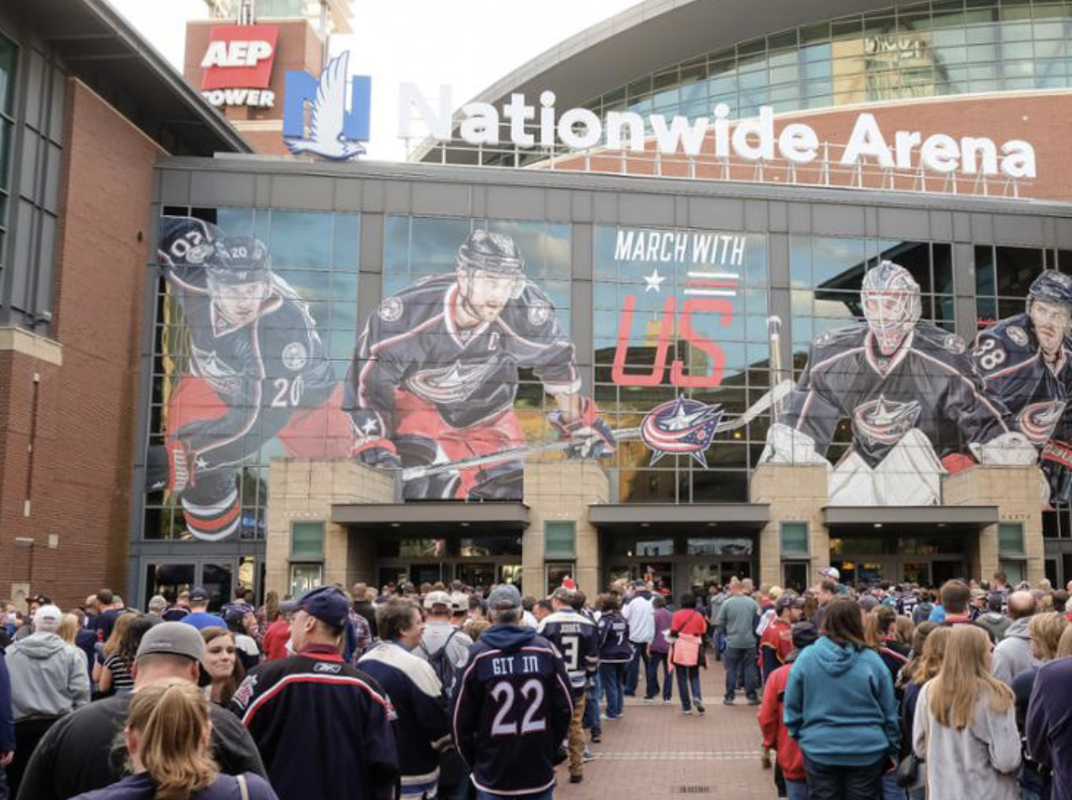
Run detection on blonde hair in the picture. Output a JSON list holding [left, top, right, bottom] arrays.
[[57, 613, 79, 645], [928, 625, 1013, 729], [103, 612, 137, 658], [1055, 623, 1072, 658], [125, 679, 217, 800], [1029, 611, 1069, 661], [912, 626, 952, 686]]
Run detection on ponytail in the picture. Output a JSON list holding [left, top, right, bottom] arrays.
[[125, 679, 217, 800]]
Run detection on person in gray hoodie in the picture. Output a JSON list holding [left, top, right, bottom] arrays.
[[975, 592, 1012, 644], [4, 604, 90, 797], [990, 591, 1037, 685]]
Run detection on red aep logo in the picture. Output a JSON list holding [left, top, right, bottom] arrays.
[[200, 25, 278, 91]]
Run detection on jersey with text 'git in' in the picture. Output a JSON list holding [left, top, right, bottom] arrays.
[[345, 274, 580, 436], [781, 321, 1012, 468], [537, 609, 600, 693], [159, 216, 336, 470]]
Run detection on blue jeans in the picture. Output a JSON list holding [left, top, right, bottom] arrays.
[[803, 756, 886, 800], [786, 779, 809, 800], [881, 771, 906, 800], [723, 645, 759, 701], [649, 650, 672, 700], [600, 661, 627, 718], [583, 672, 602, 733], [675, 665, 702, 710], [625, 642, 649, 695], [477, 789, 553, 800]]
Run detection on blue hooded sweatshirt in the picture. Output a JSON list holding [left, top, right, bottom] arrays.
[[783, 635, 899, 767], [0, 648, 14, 755]]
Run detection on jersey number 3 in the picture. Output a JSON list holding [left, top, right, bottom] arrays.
[[490, 679, 547, 736]]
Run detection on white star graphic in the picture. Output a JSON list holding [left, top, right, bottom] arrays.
[[644, 268, 666, 293]]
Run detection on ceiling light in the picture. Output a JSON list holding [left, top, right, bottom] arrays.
[[873, 523, 883, 528]]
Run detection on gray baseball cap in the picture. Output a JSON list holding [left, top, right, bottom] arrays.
[[135, 621, 206, 663], [487, 584, 521, 612]]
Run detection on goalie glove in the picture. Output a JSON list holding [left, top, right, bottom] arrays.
[[759, 423, 827, 465], [549, 397, 616, 459], [970, 431, 1038, 466]]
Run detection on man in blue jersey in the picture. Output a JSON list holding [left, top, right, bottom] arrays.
[[452, 584, 573, 800]]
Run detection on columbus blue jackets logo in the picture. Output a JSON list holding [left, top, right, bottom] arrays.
[[852, 395, 922, 446], [1018, 400, 1066, 443], [640, 397, 722, 467]]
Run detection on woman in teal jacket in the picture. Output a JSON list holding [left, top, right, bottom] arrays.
[[784, 596, 900, 799]]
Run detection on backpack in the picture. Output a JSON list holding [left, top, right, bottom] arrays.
[[420, 630, 460, 696]]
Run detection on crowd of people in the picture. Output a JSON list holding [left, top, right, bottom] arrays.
[[0, 569, 1070, 800]]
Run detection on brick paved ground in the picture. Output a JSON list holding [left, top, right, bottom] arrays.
[[555, 658, 780, 800]]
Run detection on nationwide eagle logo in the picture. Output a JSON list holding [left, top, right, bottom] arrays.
[[640, 397, 722, 467], [852, 395, 921, 446], [1018, 400, 1066, 444]]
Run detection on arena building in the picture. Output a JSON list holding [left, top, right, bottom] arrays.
[[7, 0, 1072, 609], [134, 0, 1072, 605]]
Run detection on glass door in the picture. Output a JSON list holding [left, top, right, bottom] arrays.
[[140, 558, 249, 612]]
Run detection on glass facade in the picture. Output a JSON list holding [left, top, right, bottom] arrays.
[[581, 0, 1072, 123], [144, 207, 359, 542]]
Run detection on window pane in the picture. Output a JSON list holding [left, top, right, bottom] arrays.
[[291, 521, 325, 557], [998, 523, 1024, 555], [781, 522, 809, 556], [545, 522, 576, 558]]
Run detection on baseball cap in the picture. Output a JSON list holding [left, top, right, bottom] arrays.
[[33, 604, 63, 633], [136, 621, 206, 663], [450, 592, 469, 613], [487, 584, 521, 612], [280, 585, 350, 628], [189, 587, 210, 603], [774, 594, 804, 613], [818, 567, 840, 581], [424, 590, 453, 610]]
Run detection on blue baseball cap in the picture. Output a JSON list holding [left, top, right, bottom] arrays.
[[280, 585, 350, 628]]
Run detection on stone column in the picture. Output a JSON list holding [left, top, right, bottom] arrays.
[[522, 460, 610, 598], [943, 465, 1044, 583], [265, 458, 395, 596], [749, 464, 831, 586]]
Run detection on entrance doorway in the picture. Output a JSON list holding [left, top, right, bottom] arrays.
[[373, 533, 523, 593], [141, 556, 257, 611], [603, 532, 757, 599], [829, 555, 966, 587]]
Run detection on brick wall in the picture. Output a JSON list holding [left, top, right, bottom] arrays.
[[0, 79, 160, 610]]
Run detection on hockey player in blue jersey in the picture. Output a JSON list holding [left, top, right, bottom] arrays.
[[973, 269, 1072, 504], [451, 584, 573, 798]]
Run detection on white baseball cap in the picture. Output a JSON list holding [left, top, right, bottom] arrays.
[[33, 604, 63, 633], [818, 567, 841, 581]]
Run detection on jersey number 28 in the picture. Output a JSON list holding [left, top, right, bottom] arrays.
[[490, 679, 547, 736]]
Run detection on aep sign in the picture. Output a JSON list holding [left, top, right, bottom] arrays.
[[200, 25, 278, 109]]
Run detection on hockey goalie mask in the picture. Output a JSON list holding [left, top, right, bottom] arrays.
[[456, 229, 526, 324], [861, 260, 921, 356], [206, 237, 272, 328]]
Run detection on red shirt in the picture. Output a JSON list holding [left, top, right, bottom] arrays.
[[760, 618, 794, 666], [262, 618, 291, 661], [670, 608, 707, 636], [758, 662, 805, 780]]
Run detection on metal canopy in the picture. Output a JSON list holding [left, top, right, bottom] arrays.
[[30, 0, 250, 156], [824, 505, 1000, 532], [589, 503, 770, 534], [332, 502, 530, 532]]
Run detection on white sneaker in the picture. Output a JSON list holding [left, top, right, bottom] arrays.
[[683, 707, 693, 715]]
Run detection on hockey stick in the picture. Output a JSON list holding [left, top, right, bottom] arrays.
[[768, 315, 785, 420], [400, 379, 793, 481]]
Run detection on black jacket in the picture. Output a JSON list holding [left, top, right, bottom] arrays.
[[15, 692, 265, 800]]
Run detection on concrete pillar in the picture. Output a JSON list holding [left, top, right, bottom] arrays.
[[749, 463, 831, 586], [943, 465, 1044, 584], [265, 458, 395, 596], [522, 459, 610, 598]]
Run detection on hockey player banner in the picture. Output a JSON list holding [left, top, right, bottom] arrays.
[[146, 214, 359, 542]]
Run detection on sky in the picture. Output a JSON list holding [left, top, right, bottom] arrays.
[[106, 0, 641, 160]]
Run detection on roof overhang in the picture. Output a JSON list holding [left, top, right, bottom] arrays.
[[31, 0, 250, 156], [332, 502, 530, 532], [416, 0, 927, 163], [589, 503, 769, 534], [824, 505, 1000, 532]]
